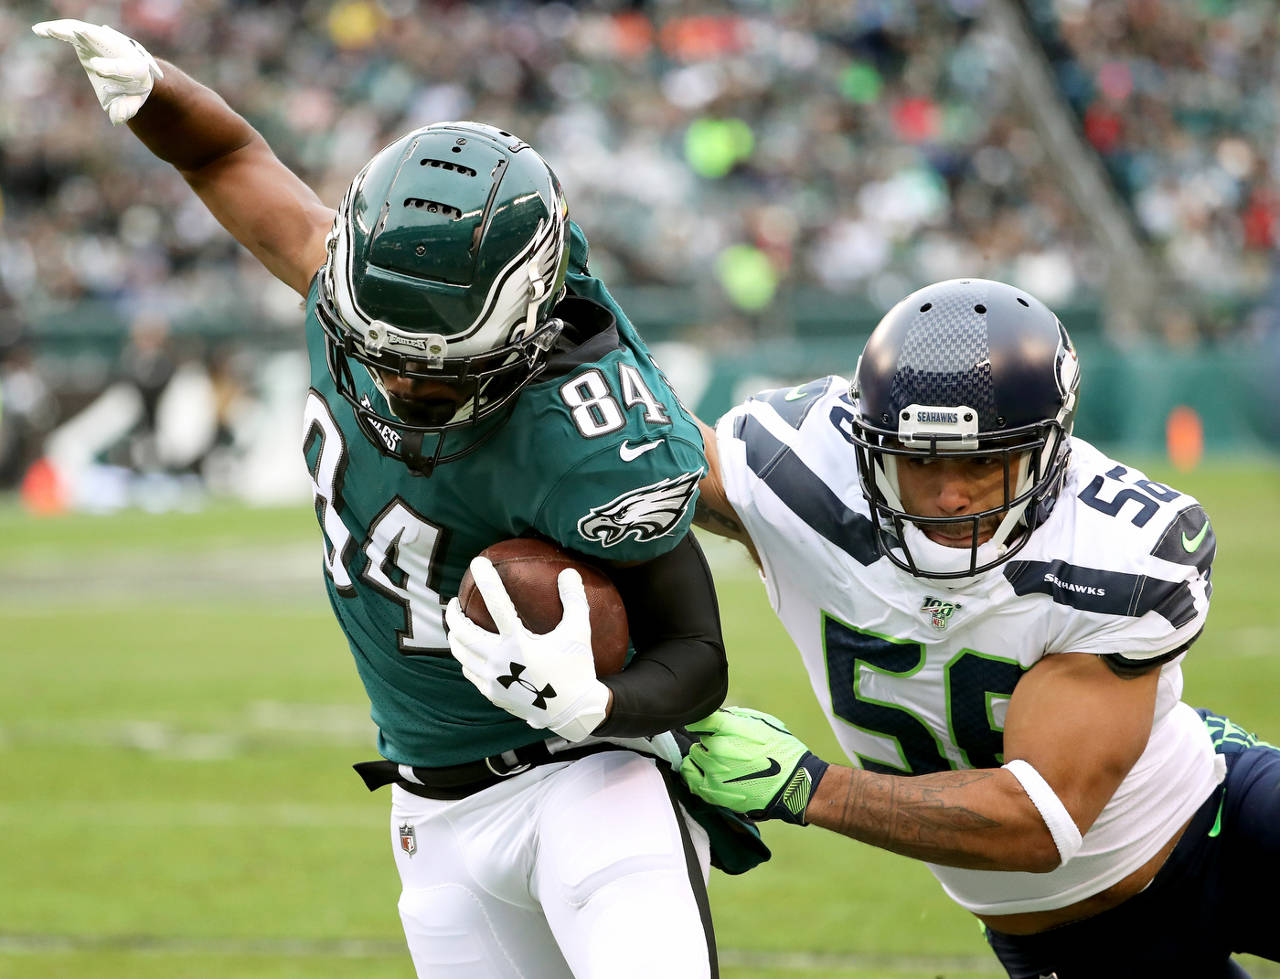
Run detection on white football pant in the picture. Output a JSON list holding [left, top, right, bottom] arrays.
[[390, 750, 715, 978]]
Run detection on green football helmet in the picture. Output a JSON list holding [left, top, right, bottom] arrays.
[[317, 121, 571, 475]]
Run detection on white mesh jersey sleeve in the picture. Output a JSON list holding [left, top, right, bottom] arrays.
[[1005, 438, 1214, 665], [714, 376, 865, 617]]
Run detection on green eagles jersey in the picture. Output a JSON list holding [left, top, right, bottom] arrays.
[[301, 221, 706, 766]]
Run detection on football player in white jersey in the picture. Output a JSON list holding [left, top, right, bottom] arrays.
[[683, 278, 1280, 977]]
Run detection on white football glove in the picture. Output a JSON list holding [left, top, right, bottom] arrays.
[[32, 19, 163, 126], [446, 557, 610, 743]]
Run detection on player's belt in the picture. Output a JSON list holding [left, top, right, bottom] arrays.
[[353, 740, 622, 800]]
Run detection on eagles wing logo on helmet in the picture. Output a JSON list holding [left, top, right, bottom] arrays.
[[577, 470, 703, 547], [315, 122, 574, 476], [482, 207, 569, 351]]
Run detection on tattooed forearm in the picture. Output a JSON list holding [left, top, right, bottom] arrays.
[[807, 767, 1051, 871], [694, 497, 746, 537], [850, 770, 1002, 863]]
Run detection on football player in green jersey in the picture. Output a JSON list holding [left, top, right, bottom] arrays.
[[36, 20, 753, 978]]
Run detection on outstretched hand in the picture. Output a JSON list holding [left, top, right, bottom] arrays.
[[681, 707, 831, 825], [446, 557, 610, 743], [32, 20, 163, 125]]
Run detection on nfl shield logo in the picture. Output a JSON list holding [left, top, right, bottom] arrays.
[[921, 596, 962, 631], [399, 823, 417, 857]]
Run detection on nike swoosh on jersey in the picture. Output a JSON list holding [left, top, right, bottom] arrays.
[[783, 386, 809, 401], [724, 757, 782, 782], [1181, 522, 1209, 552], [619, 439, 664, 462]]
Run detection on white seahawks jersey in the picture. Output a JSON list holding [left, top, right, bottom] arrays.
[[716, 376, 1225, 915]]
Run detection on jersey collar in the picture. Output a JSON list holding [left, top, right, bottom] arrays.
[[542, 294, 622, 380]]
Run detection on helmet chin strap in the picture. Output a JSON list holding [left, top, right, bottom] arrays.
[[506, 261, 549, 348], [896, 522, 1006, 585], [523, 263, 546, 336]]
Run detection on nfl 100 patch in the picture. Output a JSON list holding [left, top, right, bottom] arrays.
[[921, 596, 962, 631]]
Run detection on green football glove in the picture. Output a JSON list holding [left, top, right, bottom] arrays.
[[680, 707, 830, 825]]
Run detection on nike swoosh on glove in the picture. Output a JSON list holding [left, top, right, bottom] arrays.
[[446, 557, 610, 743], [33, 20, 164, 125], [680, 707, 830, 825]]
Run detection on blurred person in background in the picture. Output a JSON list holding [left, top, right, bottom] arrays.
[[33, 310, 220, 512], [0, 279, 56, 487], [114, 312, 176, 472], [686, 278, 1280, 978], [0, 343, 57, 489], [34, 17, 767, 979]]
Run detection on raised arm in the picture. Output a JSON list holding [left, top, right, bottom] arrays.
[[34, 20, 333, 296]]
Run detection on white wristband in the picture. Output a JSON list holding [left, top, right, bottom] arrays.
[[1002, 759, 1084, 866]]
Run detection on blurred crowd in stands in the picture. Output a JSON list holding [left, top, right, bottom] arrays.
[[1, 0, 1278, 495]]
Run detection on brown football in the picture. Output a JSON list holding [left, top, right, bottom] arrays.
[[457, 538, 629, 677]]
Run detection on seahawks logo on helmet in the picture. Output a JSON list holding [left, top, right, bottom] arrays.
[[578, 470, 703, 547], [1053, 320, 1080, 407]]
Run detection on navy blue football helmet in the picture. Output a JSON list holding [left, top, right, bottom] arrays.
[[849, 278, 1080, 579]]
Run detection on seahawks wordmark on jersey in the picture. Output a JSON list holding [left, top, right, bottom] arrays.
[[715, 376, 1223, 916]]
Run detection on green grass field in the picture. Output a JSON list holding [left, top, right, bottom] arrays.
[[2, 459, 1278, 978]]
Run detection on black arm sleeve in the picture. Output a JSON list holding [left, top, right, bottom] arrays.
[[591, 532, 728, 738]]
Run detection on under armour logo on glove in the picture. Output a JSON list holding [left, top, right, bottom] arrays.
[[446, 558, 610, 742], [497, 662, 557, 710]]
